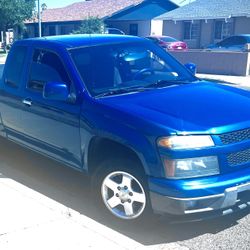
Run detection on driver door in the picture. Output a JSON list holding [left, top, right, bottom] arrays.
[[20, 48, 82, 169]]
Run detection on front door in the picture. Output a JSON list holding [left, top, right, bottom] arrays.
[[21, 48, 82, 169], [129, 24, 138, 36]]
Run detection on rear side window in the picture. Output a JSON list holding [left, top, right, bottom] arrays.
[[4, 46, 27, 88], [28, 49, 71, 92]]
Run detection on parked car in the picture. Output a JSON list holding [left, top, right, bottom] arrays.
[[146, 35, 188, 51], [104, 27, 125, 35], [206, 34, 250, 52], [1, 35, 250, 222]]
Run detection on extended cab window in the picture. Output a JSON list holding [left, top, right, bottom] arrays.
[[4, 46, 27, 88], [28, 49, 71, 92]]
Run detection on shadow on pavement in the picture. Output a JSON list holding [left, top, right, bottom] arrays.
[[0, 137, 249, 246]]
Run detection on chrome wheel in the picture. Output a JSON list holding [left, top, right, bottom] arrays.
[[101, 171, 146, 220]]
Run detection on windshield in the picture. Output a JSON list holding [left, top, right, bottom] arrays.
[[70, 41, 196, 97], [161, 37, 178, 42]]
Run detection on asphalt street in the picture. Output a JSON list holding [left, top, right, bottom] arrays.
[[0, 60, 249, 249]]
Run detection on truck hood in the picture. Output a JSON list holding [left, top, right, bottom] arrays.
[[99, 82, 250, 134]]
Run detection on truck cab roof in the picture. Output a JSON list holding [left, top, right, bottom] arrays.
[[14, 34, 145, 49]]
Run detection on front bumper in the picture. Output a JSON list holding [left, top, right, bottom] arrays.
[[150, 181, 250, 215]]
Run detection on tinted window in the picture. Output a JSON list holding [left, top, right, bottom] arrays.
[[218, 37, 232, 46], [4, 46, 27, 88], [161, 37, 178, 42], [71, 41, 196, 97], [233, 36, 247, 45], [28, 49, 71, 92], [219, 36, 246, 46], [107, 28, 124, 35]]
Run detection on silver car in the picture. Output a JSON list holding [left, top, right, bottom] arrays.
[[206, 34, 250, 52]]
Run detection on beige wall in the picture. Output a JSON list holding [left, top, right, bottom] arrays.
[[163, 20, 182, 39], [163, 20, 202, 49], [170, 51, 250, 76], [234, 17, 250, 34], [138, 21, 151, 37], [150, 20, 163, 36], [200, 20, 213, 48]]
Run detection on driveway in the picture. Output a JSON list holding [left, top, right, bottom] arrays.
[[0, 136, 249, 250]]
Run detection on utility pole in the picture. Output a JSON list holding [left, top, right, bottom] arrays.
[[38, 0, 42, 37]]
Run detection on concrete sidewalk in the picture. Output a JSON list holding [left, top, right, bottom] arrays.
[[0, 137, 187, 250], [0, 175, 139, 250], [0, 53, 6, 64]]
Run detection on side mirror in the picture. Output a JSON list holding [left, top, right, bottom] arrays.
[[184, 63, 197, 75], [43, 81, 69, 101]]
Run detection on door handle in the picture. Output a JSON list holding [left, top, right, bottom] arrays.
[[22, 98, 32, 107]]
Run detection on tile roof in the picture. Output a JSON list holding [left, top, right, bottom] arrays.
[[155, 0, 250, 21], [29, 0, 144, 23]]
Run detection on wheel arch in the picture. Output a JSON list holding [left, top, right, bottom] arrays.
[[86, 136, 148, 176]]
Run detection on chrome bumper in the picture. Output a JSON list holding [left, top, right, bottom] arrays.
[[150, 182, 250, 215]]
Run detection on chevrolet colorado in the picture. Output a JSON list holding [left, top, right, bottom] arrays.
[[0, 35, 249, 221]]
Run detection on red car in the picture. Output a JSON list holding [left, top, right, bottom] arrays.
[[147, 35, 188, 51]]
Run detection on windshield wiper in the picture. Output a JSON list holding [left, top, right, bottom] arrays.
[[94, 80, 192, 98], [144, 79, 190, 89], [94, 86, 146, 98]]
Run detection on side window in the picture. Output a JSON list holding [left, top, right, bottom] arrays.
[[4, 46, 27, 88], [28, 49, 71, 92], [218, 37, 231, 46], [233, 36, 246, 45]]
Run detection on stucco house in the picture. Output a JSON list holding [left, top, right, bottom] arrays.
[[105, 0, 178, 36], [25, 0, 178, 38], [155, 0, 250, 49]]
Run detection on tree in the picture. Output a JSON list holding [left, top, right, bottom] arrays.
[[0, 0, 36, 32], [73, 17, 105, 34], [41, 3, 47, 11]]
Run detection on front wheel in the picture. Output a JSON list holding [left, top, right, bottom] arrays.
[[92, 159, 151, 221]]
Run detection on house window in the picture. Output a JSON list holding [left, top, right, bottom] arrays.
[[49, 26, 56, 36], [183, 21, 200, 40], [214, 20, 233, 40], [129, 24, 138, 36], [60, 26, 73, 35]]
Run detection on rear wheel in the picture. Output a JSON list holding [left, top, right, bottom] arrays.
[[92, 158, 151, 221]]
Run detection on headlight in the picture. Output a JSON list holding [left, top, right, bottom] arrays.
[[158, 135, 214, 150], [163, 156, 219, 179]]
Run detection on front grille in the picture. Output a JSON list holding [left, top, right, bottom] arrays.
[[227, 148, 250, 166], [219, 128, 250, 145]]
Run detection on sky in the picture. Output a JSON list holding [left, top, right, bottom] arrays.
[[41, 0, 190, 9]]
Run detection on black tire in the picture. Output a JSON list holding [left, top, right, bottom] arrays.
[[91, 158, 152, 223]]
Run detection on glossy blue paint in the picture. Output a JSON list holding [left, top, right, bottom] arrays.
[[184, 63, 197, 75], [0, 35, 250, 216], [43, 82, 69, 101], [149, 166, 250, 198]]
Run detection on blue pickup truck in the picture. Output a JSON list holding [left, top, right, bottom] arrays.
[[0, 35, 249, 221]]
